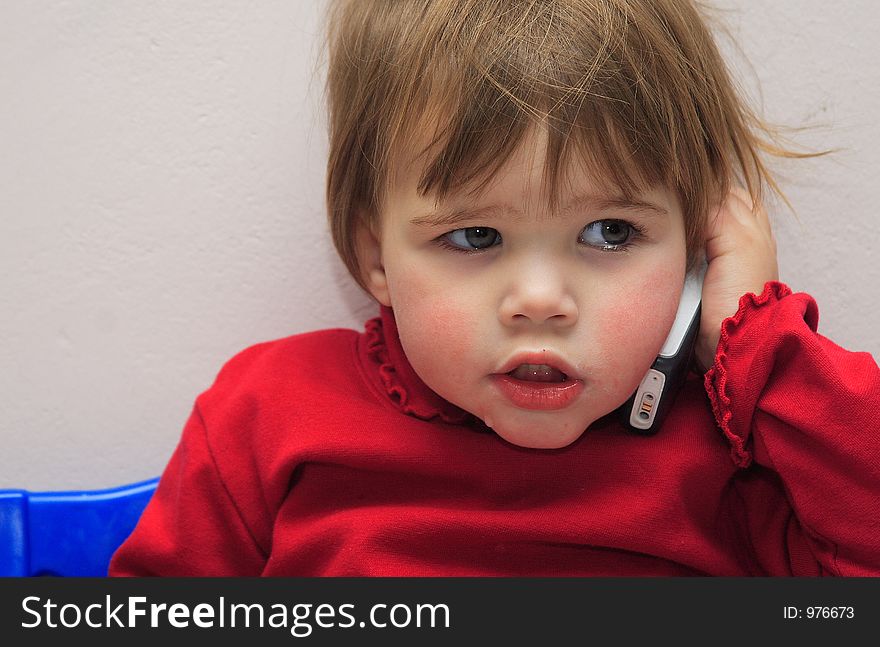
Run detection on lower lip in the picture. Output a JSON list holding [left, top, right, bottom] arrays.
[[490, 375, 584, 411]]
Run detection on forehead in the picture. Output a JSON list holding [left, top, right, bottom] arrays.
[[387, 120, 664, 219]]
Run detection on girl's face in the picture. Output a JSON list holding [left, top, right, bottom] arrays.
[[362, 126, 687, 449]]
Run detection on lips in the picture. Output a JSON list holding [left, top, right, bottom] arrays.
[[493, 352, 584, 410]]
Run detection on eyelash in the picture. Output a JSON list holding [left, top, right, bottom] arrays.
[[434, 220, 647, 255]]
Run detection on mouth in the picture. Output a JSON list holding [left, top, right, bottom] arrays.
[[492, 353, 584, 411], [497, 352, 580, 382], [506, 363, 569, 383]]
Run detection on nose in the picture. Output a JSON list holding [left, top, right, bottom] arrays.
[[498, 261, 579, 328]]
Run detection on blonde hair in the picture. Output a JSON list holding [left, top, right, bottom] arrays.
[[324, 0, 827, 292]]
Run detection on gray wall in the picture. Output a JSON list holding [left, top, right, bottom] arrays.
[[1, 1, 877, 489]]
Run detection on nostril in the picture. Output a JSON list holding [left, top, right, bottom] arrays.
[[499, 290, 578, 326]]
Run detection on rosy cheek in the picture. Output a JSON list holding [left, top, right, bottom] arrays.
[[392, 289, 470, 380], [415, 302, 474, 367], [594, 271, 683, 373], [625, 268, 682, 323]]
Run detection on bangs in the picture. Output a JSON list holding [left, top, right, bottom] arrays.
[[375, 0, 715, 220], [390, 87, 663, 214]]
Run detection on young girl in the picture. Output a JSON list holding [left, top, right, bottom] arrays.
[[110, 0, 880, 576]]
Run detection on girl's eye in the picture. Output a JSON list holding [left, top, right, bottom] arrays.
[[441, 227, 502, 252], [579, 220, 640, 251]]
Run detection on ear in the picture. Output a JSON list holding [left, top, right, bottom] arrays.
[[355, 219, 392, 307]]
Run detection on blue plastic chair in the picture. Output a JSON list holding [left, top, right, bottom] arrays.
[[0, 477, 158, 577]]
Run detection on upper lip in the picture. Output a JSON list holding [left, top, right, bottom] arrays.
[[496, 351, 582, 381]]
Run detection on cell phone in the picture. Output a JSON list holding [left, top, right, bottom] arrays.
[[617, 259, 707, 434]]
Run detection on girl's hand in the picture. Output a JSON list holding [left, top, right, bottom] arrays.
[[694, 186, 779, 372]]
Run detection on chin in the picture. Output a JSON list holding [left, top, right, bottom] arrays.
[[490, 420, 590, 450]]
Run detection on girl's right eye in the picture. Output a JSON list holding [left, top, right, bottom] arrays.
[[438, 227, 502, 252]]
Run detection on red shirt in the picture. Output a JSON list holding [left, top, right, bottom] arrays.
[[109, 283, 880, 576]]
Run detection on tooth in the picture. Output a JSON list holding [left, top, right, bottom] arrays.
[[510, 364, 565, 382]]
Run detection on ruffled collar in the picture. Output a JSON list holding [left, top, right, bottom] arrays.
[[360, 305, 479, 426]]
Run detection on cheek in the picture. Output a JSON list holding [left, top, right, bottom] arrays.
[[383, 245, 483, 381], [396, 296, 477, 378], [594, 269, 684, 380]]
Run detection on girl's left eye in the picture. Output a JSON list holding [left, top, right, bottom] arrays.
[[579, 220, 642, 251], [439, 227, 502, 252]]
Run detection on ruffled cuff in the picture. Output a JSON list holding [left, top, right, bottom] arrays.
[[704, 281, 806, 469]]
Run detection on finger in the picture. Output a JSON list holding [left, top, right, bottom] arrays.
[[729, 184, 773, 234], [703, 198, 736, 261], [727, 185, 751, 208], [715, 186, 755, 234], [704, 195, 727, 243], [729, 185, 760, 218]]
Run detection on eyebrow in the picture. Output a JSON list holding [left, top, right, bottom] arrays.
[[409, 194, 669, 228]]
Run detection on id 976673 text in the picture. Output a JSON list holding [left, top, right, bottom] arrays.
[[783, 606, 855, 620]]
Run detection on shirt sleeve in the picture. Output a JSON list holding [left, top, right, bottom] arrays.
[[705, 281, 880, 576], [108, 404, 268, 576]]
